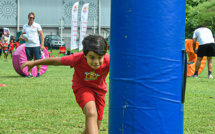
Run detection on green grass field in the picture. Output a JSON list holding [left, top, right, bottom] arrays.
[[0, 50, 214, 133]]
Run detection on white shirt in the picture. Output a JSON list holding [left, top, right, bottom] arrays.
[[22, 22, 42, 47], [1, 35, 4, 43], [193, 27, 214, 45]]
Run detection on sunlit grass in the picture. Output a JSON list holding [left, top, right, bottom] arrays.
[[0, 51, 215, 133], [0, 51, 108, 133]]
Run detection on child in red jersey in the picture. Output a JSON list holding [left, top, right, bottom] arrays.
[[15, 39, 21, 49], [21, 35, 109, 134], [0, 40, 2, 58], [2, 39, 8, 61], [8, 39, 15, 58]]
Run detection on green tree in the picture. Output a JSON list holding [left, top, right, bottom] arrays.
[[186, 0, 208, 7], [185, 0, 211, 38], [189, 0, 215, 30]]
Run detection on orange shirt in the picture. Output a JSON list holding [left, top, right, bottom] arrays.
[[2, 43, 8, 50]]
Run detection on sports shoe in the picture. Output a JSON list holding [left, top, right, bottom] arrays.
[[36, 73, 41, 78], [208, 74, 213, 78], [191, 74, 198, 78], [25, 74, 33, 78]]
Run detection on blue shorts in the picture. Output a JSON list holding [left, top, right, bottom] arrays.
[[3, 50, 8, 54], [0, 49, 2, 55], [25, 46, 41, 60]]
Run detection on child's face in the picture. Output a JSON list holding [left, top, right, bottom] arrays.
[[85, 51, 104, 69]]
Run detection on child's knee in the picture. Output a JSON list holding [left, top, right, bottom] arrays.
[[84, 107, 97, 117], [83, 102, 97, 118]]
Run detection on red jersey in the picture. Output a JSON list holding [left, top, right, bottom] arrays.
[[15, 42, 20, 48], [2, 43, 8, 50], [61, 52, 110, 95], [9, 43, 14, 50]]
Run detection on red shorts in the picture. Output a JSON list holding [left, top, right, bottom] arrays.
[[74, 87, 106, 120]]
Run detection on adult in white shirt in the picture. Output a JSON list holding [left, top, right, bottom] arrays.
[[192, 25, 215, 78], [20, 12, 44, 78]]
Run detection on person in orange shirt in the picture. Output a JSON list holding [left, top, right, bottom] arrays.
[[15, 39, 21, 49], [2, 38, 8, 61], [8, 39, 15, 58], [0, 40, 2, 58]]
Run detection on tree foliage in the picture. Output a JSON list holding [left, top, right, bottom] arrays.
[[186, 0, 208, 7], [185, 0, 215, 38]]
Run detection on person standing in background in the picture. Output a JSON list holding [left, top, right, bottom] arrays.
[[2, 38, 8, 61], [191, 25, 215, 78], [20, 12, 44, 78], [15, 39, 21, 49], [1, 34, 5, 43], [8, 39, 15, 58], [0, 40, 2, 59]]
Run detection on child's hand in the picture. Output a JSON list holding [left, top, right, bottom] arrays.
[[21, 61, 35, 71]]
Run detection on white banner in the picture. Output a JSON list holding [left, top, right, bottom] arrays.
[[70, 2, 79, 50], [3, 28, 10, 44], [79, 3, 89, 51]]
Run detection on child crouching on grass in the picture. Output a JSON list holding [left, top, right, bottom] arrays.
[[21, 35, 109, 134]]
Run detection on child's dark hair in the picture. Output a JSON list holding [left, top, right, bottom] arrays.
[[82, 35, 107, 56]]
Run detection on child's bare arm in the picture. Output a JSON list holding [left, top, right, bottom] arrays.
[[21, 57, 62, 71]]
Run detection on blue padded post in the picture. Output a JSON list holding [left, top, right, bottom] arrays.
[[109, 0, 186, 133]]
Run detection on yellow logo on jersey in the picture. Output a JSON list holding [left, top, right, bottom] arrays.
[[85, 69, 100, 81]]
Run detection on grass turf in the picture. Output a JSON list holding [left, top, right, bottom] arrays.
[[0, 50, 215, 133]]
